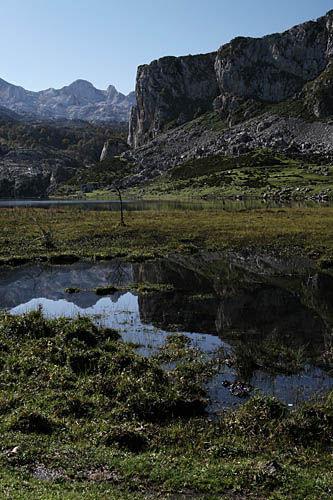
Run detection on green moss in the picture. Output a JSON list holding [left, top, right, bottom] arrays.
[[125, 282, 174, 295], [1, 204, 333, 266]]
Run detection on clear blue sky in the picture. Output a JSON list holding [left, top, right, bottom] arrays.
[[0, 0, 332, 95]]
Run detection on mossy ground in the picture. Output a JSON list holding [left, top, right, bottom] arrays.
[[1, 197, 333, 498], [1, 205, 333, 266], [0, 311, 332, 499]]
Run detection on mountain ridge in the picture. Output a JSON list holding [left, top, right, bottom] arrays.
[[0, 78, 135, 122]]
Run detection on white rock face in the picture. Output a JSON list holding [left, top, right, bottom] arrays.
[[0, 79, 135, 122], [99, 139, 128, 161]]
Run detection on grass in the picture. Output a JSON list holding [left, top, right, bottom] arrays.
[[122, 149, 333, 200], [51, 148, 333, 202], [54, 156, 135, 198], [0, 311, 332, 499], [0, 205, 333, 266]]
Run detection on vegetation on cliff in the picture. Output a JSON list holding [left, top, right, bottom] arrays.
[[118, 149, 333, 201]]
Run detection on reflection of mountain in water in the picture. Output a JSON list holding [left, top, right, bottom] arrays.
[[133, 259, 218, 333], [133, 253, 333, 347], [0, 261, 133, 309], [1, 252, 333, 348]]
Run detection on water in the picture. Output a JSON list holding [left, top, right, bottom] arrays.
[[0, 197, 332, 212], [1, 256, 332, 412]]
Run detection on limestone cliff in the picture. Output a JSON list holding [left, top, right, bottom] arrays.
[[128, 53, 218, 147], [100, 138, 129, 161], [129, 9, 333, 147], [214, 10, 333, 118]]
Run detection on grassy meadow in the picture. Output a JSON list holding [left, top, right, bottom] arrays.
[[0, 205, 333, 266], [0, 203, 332, 498]]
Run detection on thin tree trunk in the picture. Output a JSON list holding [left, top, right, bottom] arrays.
[[115, 186, 126, 226]]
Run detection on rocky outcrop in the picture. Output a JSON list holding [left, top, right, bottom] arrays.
[[100, 138, 129, 161], [128, 53, 218, 147], [120, 111, 333, 188], [129, 10, 333, 146], [0, 147, 82, 197], [0, 78, 135, 123]]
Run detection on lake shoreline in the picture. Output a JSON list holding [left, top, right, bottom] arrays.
[[0, 205, 333, 268]]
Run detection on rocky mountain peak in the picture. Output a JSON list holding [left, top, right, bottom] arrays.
[[0, 78, 135, 122], [128, 52, 218, 147]]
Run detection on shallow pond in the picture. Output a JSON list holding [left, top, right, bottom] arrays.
[[0, 254, 332, 413], [0, 197, 332, 212]]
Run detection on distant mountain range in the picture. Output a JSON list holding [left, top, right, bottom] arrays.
[[0, 78, 135, 122]]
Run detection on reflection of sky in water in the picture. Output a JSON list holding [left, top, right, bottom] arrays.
[[10, 293, 224, 356], [9, 291, 333, 412]]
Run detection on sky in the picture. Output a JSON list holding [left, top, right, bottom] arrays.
[[0, 0, 332, 95]]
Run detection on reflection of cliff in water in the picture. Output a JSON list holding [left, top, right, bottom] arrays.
[[1, 252, 332, 347], [133, 259, 218, 333], [133, 253, 333, 347]]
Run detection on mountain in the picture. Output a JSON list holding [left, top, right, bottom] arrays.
[[0, 78, 135, 122], [0, 145, 83, 198], [128, 53, 218, 147], [118, 9, 333, 195], [129, 9, 333, 149]]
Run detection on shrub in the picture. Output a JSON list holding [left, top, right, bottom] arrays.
[[234, 393, 287, 436]]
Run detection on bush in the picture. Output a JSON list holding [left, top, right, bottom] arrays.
[[64, 316, 99, 347], [234, 393, 287, 436], [1, 310, 52, 339]]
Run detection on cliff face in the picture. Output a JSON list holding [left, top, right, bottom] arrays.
[[129, 10, 333, 146], [128, 53, 218, 147], [99, 138, 129, 161], [214, 11, 333, 117]]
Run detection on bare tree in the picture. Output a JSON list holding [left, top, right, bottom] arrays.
[[114, 184, 126, 226]]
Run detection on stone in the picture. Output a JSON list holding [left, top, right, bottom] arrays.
[[128, 9, 333, 157], [100, 139, 129, 161]]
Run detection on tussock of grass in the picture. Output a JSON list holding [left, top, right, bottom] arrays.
[[125, 282, 175, 295], [0, 311, 332, 498]]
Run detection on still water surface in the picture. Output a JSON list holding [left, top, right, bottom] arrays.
[[0, 198, 332, 211], [1, 257, 332, 413]]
